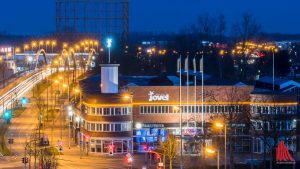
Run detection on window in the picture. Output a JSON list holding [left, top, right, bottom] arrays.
[[91, 107, 96, 115], [97, 124, 102, 131], [103, 124, 110, 131], [115, 124, 121, 131], [257, 122, 262, 130], [97, 108, 102, 115], [91, 123, 95, 131], [110, 124, 114, 131], [103, 108, 110, 115], [111, 108, 115, 116], [115, 108, 121, 115], [122, 107, 128, 115]]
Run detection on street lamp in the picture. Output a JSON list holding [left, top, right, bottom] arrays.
[[74, 88, 80, 102], [215, 122, 226, 169], [172, 105, 183, 168], [24, 44, 29, 52], [271, 47, 278, 91], [206, 147, 220, 169], [46, 40, 50, 52], [68, 107, 73, 149], [123, 94, 133, 153], [63, 43, 68, 49], [94, 41, 99, 50], [31, 41, 37, 51], [54, 80, 59, 107], [39, 41, 44, 49], [106, 38, 112, 63], [15, 47, 20, 53], [51, 41, 56, 53]]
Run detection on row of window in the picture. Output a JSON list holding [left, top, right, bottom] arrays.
[[251, 106, 297, 115], [140, 105, 244, 114], [252, 120, 296, 131], [82, 121, 132, 132], [84, 106, 132, 116]]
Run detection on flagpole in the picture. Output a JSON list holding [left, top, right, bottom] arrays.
[[201, 55, 205, 160], [178, 56, 183, 169], [201, 57, 204, 132], [193, 58, 197, 130], [186, 56, 189, 128]]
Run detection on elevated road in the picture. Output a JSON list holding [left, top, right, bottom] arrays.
[[0, 68, 53, 116]]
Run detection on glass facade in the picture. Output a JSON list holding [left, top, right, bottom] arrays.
[[90, 138, 131, 154], [134, 128, 168, 152]]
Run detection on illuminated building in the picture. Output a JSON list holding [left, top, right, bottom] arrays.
[[73, 66, 300, 155]]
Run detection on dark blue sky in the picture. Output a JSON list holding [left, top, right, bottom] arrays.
[[0, 0, 299, 35]]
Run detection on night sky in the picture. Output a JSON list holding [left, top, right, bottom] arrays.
[[0, 0, 299, 35]]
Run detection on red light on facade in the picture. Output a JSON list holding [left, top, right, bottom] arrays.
[[143, 145, 148, 151], [156, 154, 161, 160], [126, 157, 133, 163]]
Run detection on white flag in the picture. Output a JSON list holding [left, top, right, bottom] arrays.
[[177, 57, 181, 72], [193, 58, 196, 73], [200, 57, 203, 72], [184, 57, 188, 72]]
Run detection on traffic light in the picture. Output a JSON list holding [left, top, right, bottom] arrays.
[[108, 145, 114, 155], [20, 97, 28, 106], [126, 157, 133, 163], [143, 144, 149, 151], [3, 110, 12, 123], [125, 153, 133, 165], [155, 154, 161, 161], [85, 135, 89, 140]]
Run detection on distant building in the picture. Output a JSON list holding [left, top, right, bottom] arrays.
[[255, 76, 300, 92], [0, 59, 17, 82]]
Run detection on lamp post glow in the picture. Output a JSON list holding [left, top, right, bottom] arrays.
[[215, 122, 227, 169], [123, 94, 134, 154], [206, 147, 220, 169], [106, 38, 112, 63]]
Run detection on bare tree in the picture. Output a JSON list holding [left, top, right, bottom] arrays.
[[161, 135, 178, 169], [232, 13, 261, 80], [209, 86, 252, 169], [197, 13, 216, 40], [216, 14, 226, 43]]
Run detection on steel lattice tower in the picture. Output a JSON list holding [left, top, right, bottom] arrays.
[[56, 0, 129, 41]]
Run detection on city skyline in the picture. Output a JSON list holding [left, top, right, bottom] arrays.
[[0, 0, 299, 35]]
